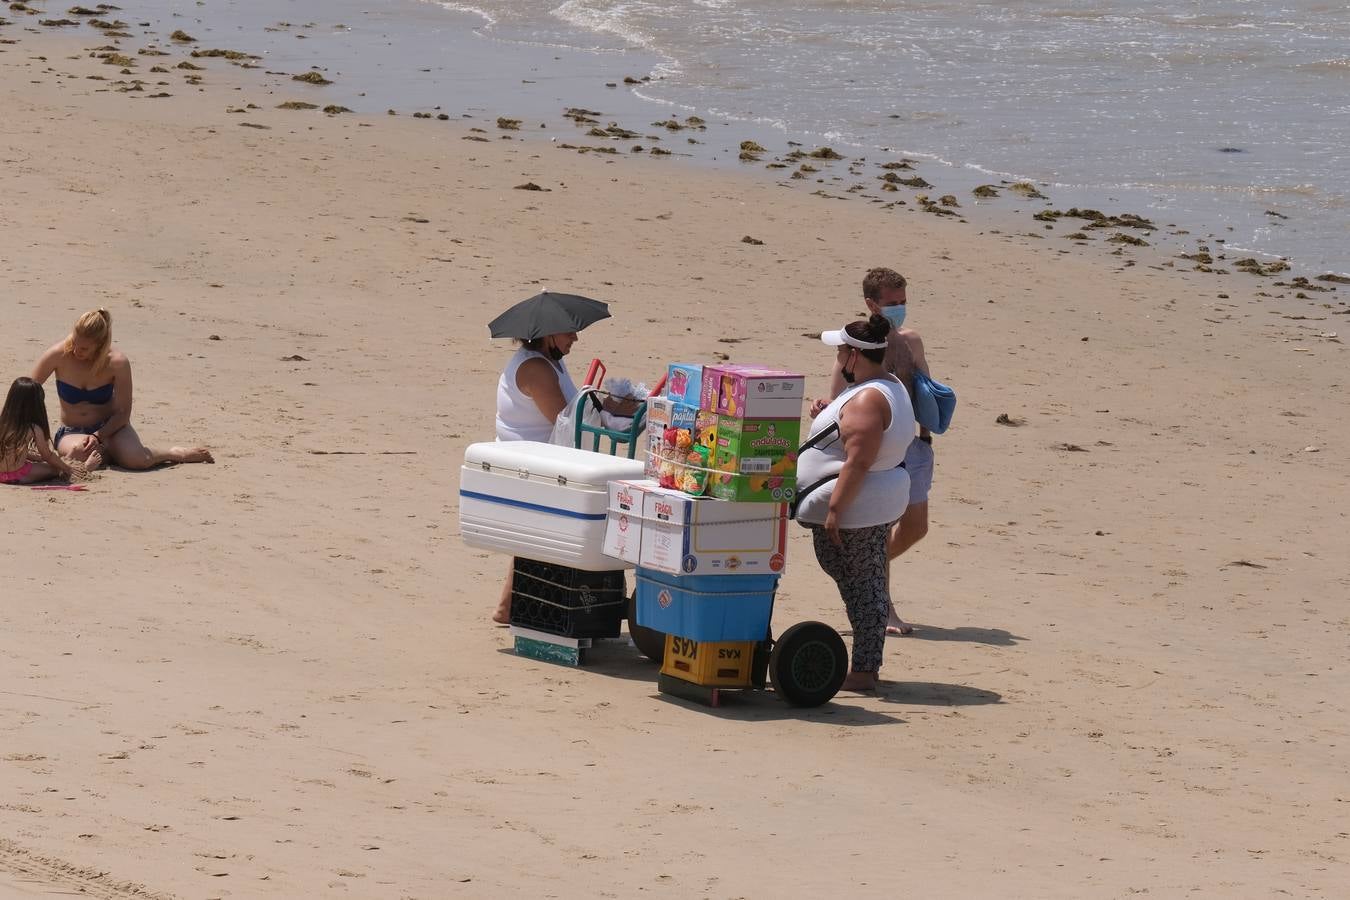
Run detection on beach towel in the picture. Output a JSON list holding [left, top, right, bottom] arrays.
[[913, 371, 956, 435]]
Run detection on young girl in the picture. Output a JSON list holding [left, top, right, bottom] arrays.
[[0, 378, 100, 485]]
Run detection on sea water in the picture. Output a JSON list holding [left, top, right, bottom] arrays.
[[435, 0, 1350, 274], [111, 0, 1350, 273]]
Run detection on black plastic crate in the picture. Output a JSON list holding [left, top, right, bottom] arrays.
[[510, 558, 626, 639]]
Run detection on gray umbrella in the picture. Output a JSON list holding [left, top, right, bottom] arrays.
[[488, 290, 611, 341]]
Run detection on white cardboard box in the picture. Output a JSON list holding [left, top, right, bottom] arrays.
[[601, 479, 653, 565], [640, 484, 788, 576]]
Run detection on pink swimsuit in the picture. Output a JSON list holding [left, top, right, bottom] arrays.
[[0, 461, 33, 484]]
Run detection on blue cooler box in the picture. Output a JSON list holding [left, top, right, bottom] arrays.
[[634, 568, 777, 642]]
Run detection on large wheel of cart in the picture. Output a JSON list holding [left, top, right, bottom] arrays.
[[626, 592, 666, 664], [769, 621, 847, 707]]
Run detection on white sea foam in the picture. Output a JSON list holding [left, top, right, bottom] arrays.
[[552, 0, 658, 51], [433, 1, 498, 28]]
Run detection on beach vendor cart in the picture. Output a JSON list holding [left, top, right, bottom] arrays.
[[608, 362, 849, 707], [458, 347, 849, 706]]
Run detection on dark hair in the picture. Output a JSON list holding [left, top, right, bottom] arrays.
[[0, 377, 50, 458], [862, 267, 907, 301], [844, 314, 892, 363], [518, 337, 546, 352]]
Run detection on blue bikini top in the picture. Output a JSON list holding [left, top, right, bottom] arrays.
[[56, 379, 114, 405]]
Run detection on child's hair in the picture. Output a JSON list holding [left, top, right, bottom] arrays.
[[64, 308, 113, 375], [0, 377, 50, 457]]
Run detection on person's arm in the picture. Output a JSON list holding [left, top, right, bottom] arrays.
[[95, 354, 133, 444], [901, 329, 930, 377], [824, 390, 886, 545], [30, 344, 63, 385], [515, 357, 568, 424], [810, 358, 849, 417], [30, 425, 74, 477], [901, 329, 932, 438]]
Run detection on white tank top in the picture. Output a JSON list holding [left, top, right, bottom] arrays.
[[795, 377, 915, 528], [495, 348, 578, 443]]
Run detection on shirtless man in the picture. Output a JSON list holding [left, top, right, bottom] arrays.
[[810, 267, 932, 636]]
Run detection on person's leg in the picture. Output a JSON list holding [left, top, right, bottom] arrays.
[[106, 424, 213, 469], [494, 558, 513, 624], [56, 430, 100, 464], [810, 525, 849, 585], [820, 525, 890, 691], [885, 437, 934, 634], [884, 501, 928, 635], [887, 501, 930, 559], [15, 462, 60, 484]]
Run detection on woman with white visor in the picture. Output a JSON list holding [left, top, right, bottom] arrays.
[[795, 314, 915, 691]]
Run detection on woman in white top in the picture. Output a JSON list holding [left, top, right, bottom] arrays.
[[796, 314, 915, 691], [493, 330, 580, 622], [495, 332, 580, 442]]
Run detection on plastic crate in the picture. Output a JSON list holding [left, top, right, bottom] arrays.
[[661, 635, 758, 687], [510, 558, 626, 639], [634, 568, 777, 642]]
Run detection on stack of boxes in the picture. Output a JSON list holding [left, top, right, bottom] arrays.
[[606, 362, 805, 689]]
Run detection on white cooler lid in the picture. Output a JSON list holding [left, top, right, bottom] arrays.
[[464, 441, 645, 489]]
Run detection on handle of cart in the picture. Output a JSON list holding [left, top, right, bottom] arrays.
[[570, 358, 667, 459]]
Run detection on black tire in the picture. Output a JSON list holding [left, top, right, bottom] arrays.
[[626, 592, 667, 664], [769, 621, 847, 707]]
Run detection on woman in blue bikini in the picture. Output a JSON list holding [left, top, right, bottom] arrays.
[[31, 309, 213, 469]]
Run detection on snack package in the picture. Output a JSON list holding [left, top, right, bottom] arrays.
[[699, 364, 805, 420], [678, 444, 711, 496], [666, 363, 704, 408], [709, 417, 801, 503]]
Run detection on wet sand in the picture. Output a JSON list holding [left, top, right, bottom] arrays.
[[2, 9, 1349, 898]]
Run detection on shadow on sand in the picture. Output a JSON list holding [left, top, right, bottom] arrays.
[[902, 624, 1027, 646], [876, 680, 1003, 707], [498, 641, 904, 724]]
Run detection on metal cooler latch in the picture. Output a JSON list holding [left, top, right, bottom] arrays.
[[557, 475, 568, 486]]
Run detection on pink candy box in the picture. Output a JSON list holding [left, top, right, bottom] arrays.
[[699, 364, 806, 420]]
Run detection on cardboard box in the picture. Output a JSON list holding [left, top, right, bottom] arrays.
[[646, 394, 699, 433], [602, 479, 655, 565], [699, 364, 805, 420], [645, 405, 718, 494], [709, 417, 801, 503], [666, 363, 704, 408], [643, 396, 700, 477], [640, 484, 788, 576]]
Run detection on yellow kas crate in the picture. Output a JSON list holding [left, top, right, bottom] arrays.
[[661, 634, 757, 687]]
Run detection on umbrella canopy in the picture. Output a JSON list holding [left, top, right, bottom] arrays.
[[488, 290, 611, 341]]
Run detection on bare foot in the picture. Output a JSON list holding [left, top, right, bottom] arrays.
[[86, 448, 104, 470], [886, 603, 914, 636], [840, 672, 879, 692], [170, 447, 214, 464], [492, 597, 511, 625]]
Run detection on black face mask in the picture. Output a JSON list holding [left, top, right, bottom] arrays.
[[547, 345, 564, 362], [841, 349, 857, 384]]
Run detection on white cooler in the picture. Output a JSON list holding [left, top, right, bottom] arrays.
[[459, 441, 645, 571]]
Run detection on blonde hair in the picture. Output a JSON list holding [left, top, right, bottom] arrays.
[[64, 308, 113, 374]]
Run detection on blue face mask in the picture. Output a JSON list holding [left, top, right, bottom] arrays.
[[880, 304, 907, 329]]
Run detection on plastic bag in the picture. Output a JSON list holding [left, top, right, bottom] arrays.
[[550, 387, 605, 449]]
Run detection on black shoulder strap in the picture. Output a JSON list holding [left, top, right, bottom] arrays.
[[797, 421, 839, 455]]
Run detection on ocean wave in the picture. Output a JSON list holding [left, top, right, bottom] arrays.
[[1298, 57, 1350, 74], [434, 1, 499, 29], [552, 0, 659, 51]]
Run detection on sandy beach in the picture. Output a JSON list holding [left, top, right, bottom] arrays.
[[2, 10, 1349, 898]]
